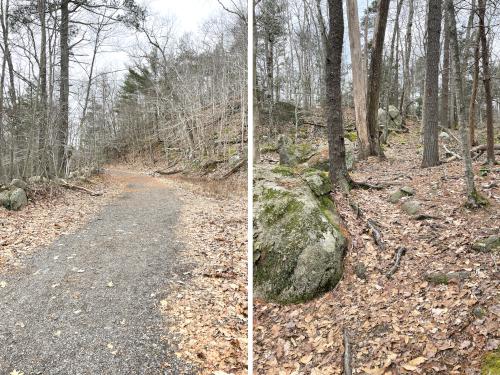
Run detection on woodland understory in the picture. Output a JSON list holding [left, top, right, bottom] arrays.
[[254, 122, 499, 374]]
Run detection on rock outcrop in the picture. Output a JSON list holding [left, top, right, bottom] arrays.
[[253, 165, 347, 303]]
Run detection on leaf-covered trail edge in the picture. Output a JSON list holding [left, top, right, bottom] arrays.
[[254, 123, 499, 374]]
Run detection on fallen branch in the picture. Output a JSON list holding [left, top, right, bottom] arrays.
[[471, 144, 500, 153], [351, 180, 387, 190], [438, 126, 461, 143], [220, 159, 246, 179], [367, 219, 384, 250], [57, 179, 102, 196], [343, 328, 352, 375], [386, 247, 406, 278], [443, 144, 461, 161], [302, 120, 327, 128], [155, 168, 184, 175]]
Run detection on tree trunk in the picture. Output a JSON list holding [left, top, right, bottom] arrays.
[[57, 0, 70, 176], [440, 4, 450, 129], [421, 0, 442, 168], [253, 0, 261, 163], [365, 0, 390, 157], [326, 0, 349, 190], [38, 0, 49, 177], [447, 0, 483, 207], [346, 0, 369, 159], [477, 0, 495, 164], [468, 31, 480, 147], [401, 0, 414, 123]]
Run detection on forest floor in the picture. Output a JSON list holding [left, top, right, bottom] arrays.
[[254, 122, 499, 374], [0, 168, 247, 374]]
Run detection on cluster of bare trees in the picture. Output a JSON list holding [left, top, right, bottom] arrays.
[[0, 0, 247, 183], [254, 0, 498, 205]]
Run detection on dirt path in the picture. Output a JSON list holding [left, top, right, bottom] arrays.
[[0, 170, 197, 374], [255, 124, 499, 374]]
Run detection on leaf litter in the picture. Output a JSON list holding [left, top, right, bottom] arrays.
[[157, 175, 247, 374], [254, 124, 499, 374]]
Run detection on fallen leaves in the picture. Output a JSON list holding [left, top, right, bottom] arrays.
[[157, 177, 247, 374], [254, 123, 499, 374]]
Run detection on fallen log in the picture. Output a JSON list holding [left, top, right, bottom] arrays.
[[57, 179, 102, 196], [343, 328, 352, 375], [471, 144, 500, 153], [155, 168, 184, 175], [386, 247, 406, 278], [220, 159, 246, 179]]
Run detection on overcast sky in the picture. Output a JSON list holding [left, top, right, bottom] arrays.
[[148, 0, 221, 34]]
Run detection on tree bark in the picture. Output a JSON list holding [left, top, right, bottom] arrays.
[[365, 0, 390, 157], [38, 0, 49, 177], [346, 0, 369, 159], [477, 0, 495, 164], [440, 4, 450, 129], [326, 0, 349, 190], [57, 0, 70, 176], [468, 31, 480, 147], [253, 0, 261, 163], [447, 0, 483, 207], [401, 0, 414, 123], [421, 0, 442, 168]]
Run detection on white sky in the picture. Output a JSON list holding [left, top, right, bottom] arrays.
[[148, 0, 221, 34]]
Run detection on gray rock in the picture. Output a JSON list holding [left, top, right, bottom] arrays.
[[388, 186, 415, 203], [304, 140, 355, 172], [277, 135, 315, 166], [10, 178, 27, 189], [9, 188, 28, 211], [388, 105, 402, 128], [0, 190, 10, 208], [402, 200, 421, 215], [354, 262, 367, 280], [254, 165, 346, 303], [472, 235, 500, 253], [303, 170, 332, 197]]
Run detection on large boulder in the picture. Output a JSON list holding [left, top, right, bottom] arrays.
[[9, 188, 28, 211], [301, 139, 355, 172], [277, 135, 315, 166], [253, 165, 347, 303], [378, 106, 402, 130], [0, 187, 28, 211]]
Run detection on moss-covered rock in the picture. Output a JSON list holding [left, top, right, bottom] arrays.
[[482, 349, 500, 375], [277, 135, 315, 166], [254, 165, 346, 304], [472, 235, 500, 253], [388, 186, 415, 203], [303, 170, 332, 196], [402, 199, 421, 215]]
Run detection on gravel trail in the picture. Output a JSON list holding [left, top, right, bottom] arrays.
[[0, 170, 196, 374]]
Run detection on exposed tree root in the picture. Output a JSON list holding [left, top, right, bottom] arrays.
[[386, 247, 407, 278], [367, 218, 385, 250]]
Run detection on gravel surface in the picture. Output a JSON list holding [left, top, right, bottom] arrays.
[[0, 171, 197, 374]]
